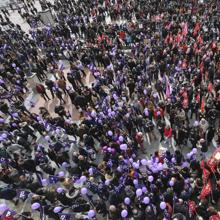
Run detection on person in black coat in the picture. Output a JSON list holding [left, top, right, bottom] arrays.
[[74, 95, 88, 110], [206, 126, 215, 145], [0, 186, 17, 200], [45, 79, 55, 98]]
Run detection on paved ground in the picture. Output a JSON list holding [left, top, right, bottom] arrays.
[[0, 1, 219, 219]]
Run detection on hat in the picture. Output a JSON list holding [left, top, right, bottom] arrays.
[[105, 174, 114, 181], [172, 213, 186, 220], [1, 210, 16, 220], [19, 122, 27, 127], [109, 205, 116, 212]]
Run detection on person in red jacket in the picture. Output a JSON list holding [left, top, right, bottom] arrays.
[[135, 132, 145, 152], [164, 125, 173, 148], [36, 83, 50, 101]]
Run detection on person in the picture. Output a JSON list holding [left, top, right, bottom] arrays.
[[157, 118, 166, 142], [164, 125, 173, 148], [45, 79, 55, 99], [57, 78, 68, 95], [35, 84, 50, 101], [135, 132, 145, 152], [55, 88, 66, 104], [0, 186, 18, 204], [0, 0, 219, 219]]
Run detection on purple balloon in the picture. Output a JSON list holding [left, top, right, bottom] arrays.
[[12, 123, 17, 127], [105, 180, 110, 186], [148, 176, 154, 182], [141, 159, 148, 166], [147, 160, 152, 166], [31, 202, 40, 210], [107, 130, 113, 136], [152, 167, 158, 173], [136, 189, 142, 197], [182, 161, 189, 168], [111, 111, 116, 117], [53, 206, 62, 213], [111, 148, 116, 154], [142, 187, 147, 193], [143, 197, 150, 204], [81, 187, 88, 195], [41, 179, 48, 186], [192, 148, 197, 154], [171, 158, 176, 163], [80, 176, 87, 183], [144, 108, 149, 116], [88, 168, 93, 175], [58, 171, 65, 177], [157, 163, 164, 171], [184, 179, 189, 184], [120, 144, 127, 151], [121, 209, 128, 218], [118, 136, 124, 142], [132, 162, 139, 169], [91, 111, 97, 118], [12, 112, 18, 118], [169, 180, 174, 187], [186, 153, 192, 159], [56, 187, 64, 194], [133, 179, 138, 185], [12, 63, 16, 68], [129, 158, 133, 163], [45, 135, 50, 141], [1, 133, 7, 139], [62, 162, 68, 168], [124, 197, 130, 205], [0, 204, 8, 214], [117, 166, 122, 172], [160, 202, 166, 210], [155, 158, 159, 163], [0, 118, 5, 123], [88, 210, 96, 218]]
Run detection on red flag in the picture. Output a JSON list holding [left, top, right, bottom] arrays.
[[193, 42, 197, 52], [196, 93, 200, 103], [212, 42, 217, 49], [208, 82, 214, 93], [166, 82, 171, 98], [165, 35, 169, 44], [188, 200, 196, 217], [199, 180, 212, 200], [209, 214, 220, 220], [198, 35, 203, 45], [200, 62, 204, 74], [182, 98, 189, 109], [200, 160, 205, 169], [176, 32, 183, 44], [193, 22, 201, 37], [207, 150, 219, 173], [207, 156, 218, 173], [203, 168, 210, 184], [201, 98, 205, 113], [182, 22, 188, 36]]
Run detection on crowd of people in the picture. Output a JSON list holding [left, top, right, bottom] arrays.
[[0, 0, 220, 219]]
